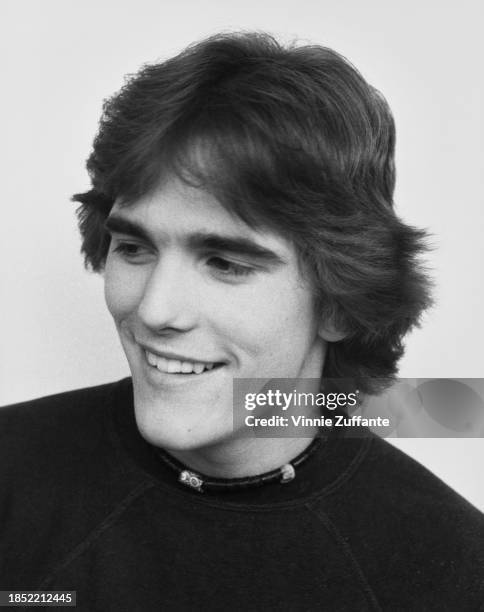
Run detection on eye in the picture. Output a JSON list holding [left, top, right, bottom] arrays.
[[111, 240, 153, 264], [207, 256, 255, 278]]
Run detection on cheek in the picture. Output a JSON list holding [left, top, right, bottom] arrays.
[[103, 261, 141, 321], [215, 281, 317, 358]]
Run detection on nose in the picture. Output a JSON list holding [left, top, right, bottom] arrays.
[[136, 256, 199, 334]]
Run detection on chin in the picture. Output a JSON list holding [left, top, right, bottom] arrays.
[[132, 398, 233, 452]]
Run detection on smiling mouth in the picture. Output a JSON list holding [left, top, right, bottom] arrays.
[[145, 350, 225, 375]]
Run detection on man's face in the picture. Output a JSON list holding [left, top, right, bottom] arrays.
[[104, 177, 328, 450]]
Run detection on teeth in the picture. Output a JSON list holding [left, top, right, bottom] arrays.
[[180, 361, 193, 373], [145, 351, 216, 374], [147, 352, 158, 367], [193, 363, 205, 374], [166, 359, 181, 373]]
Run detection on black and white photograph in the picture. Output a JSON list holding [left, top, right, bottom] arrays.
[[1, 1, 483, 610]]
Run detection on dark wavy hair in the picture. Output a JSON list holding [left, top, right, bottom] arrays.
[[73, 31, 433, 395]]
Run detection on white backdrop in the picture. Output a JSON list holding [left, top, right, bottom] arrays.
[[1, 0, 483, 509]]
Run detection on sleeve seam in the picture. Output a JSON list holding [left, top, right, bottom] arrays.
[[36, 480, 154, 589], [305, 503, 382, 612]]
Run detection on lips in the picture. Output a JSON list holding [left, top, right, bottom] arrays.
[[145, 350, 222, 375]]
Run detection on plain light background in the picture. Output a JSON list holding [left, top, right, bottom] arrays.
[[1, 0, 482, 509]]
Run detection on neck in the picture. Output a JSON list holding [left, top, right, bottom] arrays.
[[169, 428, 319, 478]]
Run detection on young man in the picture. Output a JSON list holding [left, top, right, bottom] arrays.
[[1, 32, 483, 610]]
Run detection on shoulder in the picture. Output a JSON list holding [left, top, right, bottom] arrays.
[[0, 380, 120, 423], [324, 433, 484, 606], [0, 380, 127, 445], [0, 379, 132, 489], [364, 435, 484, 556], [362, 434, 483, 522], [0, 379, 148, 589], [325, 432, 484, 538]]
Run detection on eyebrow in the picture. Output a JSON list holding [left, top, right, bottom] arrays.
[[104, 215, 286, 265], [104, 216, 152, 243]]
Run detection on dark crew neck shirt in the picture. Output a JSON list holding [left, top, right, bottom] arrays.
[[1, 378, 483, 611]]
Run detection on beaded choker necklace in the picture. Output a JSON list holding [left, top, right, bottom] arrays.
[[156, 436, 322, 493]]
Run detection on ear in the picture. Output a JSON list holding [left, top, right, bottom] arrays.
[[318, 321, 347, 342]]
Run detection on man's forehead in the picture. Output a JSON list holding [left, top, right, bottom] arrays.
[[109, 177, 293, 257]]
